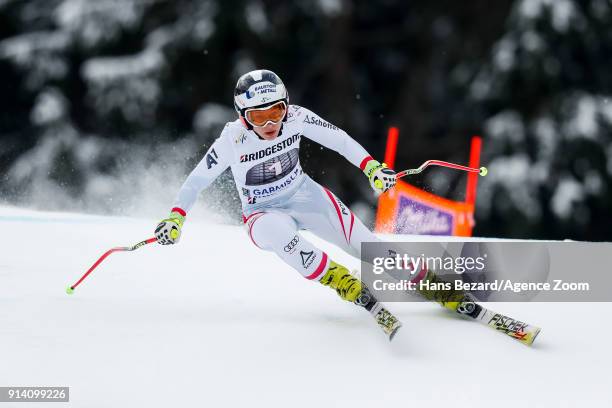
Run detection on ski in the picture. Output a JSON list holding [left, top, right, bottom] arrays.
[[369, 302, 402, 341], [403, 265, 541, 345], [453, 299, 541, 346], [355, 287, 402, 341]]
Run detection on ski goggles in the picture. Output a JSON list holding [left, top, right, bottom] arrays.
[[244, 101, 287, 127]]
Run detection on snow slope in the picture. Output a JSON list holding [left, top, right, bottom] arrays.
[[0, 206, 610, 408]]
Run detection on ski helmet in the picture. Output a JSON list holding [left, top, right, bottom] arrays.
[[233, 69, 289, 129]]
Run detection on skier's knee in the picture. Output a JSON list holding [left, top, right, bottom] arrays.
[[246, 211, 297, 250]]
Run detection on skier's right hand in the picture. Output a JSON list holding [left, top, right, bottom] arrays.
[[155, 209, 186, 245]]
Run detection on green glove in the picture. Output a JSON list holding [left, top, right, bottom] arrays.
[[155, 210, 186, 245], [363, 159, 397, 194]]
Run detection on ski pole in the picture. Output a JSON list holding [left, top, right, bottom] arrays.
[[396, 160, 488, 179], [66, 237, 157, 295]]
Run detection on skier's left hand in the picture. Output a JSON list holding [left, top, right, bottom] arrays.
[[363, 159, 397, 194]]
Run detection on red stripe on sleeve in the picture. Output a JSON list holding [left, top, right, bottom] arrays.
[[171, 207, 187, 217], [359, 156, 374, 171]]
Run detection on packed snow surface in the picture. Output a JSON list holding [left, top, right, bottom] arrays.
[[0, 206, 610, 407]]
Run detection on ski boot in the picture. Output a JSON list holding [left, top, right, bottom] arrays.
[[320, 260, 402, 340], [414, 268, 541, 345]]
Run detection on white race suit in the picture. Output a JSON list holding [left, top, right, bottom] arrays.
[[172, 105, 384, 281]]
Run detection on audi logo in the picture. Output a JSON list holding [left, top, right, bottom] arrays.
[[284, 236, 299, 252]]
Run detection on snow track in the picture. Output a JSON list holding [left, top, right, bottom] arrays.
[[0, 206, 610, 407]]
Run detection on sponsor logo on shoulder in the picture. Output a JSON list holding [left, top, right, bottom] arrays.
[[304, 115, 338, 130], [206, 148, 219, 169], [286, 105, 301, 121], [234, 132, 248, 144]]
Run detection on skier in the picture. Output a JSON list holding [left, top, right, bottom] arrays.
[[154, 69, 402, 337], [153, 69, 543, 345]]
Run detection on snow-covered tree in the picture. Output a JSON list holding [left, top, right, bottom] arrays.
[[464, 0, 612, 239]]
